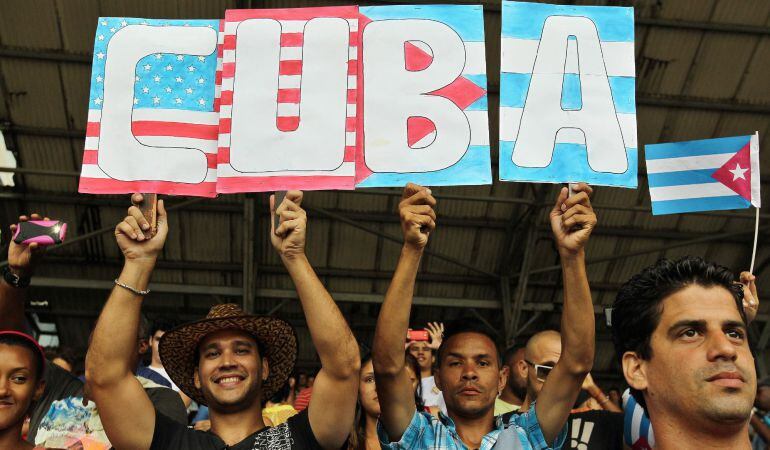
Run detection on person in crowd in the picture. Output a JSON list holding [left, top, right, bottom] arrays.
[[497, 344, 527, 415], [294, 369, 315, 412], [611, 257, 757, 449], [86, 191, 360, 449], [407, 322, 445, 413], [147, 317, 192, 407], [0, 213, 185, 448], [349, 352, 428, 450], [373, 183, 596, 449], [45, 347, 77, 374], [0, 331, 46, 450], [263, 379, 299, 427], [509, 330, 623, 450]]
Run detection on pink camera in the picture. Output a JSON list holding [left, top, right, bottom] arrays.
[[12, 220, 67, 246]]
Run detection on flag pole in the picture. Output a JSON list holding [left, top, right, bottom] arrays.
[[750, 206, 760, 274]]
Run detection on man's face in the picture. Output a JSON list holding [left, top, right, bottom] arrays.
[[435, 332, 504, 419], [408, 341, 433, 371], [523, 335, 561, 401], [195, 329, 268, 413], [629, 285, 756, 426], [0, 344, 44, 431], [504, 348, 527, 398]]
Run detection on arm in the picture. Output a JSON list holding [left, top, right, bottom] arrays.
[[535, 183, 596, 445], [581, 374, 622, 413], [270, 191, 361, 450], [0, 214, 48, 331], [372, 183, 436, 440], [85, 195, 168, 450]]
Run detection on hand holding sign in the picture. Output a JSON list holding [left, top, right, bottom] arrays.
[[270, 190, 307, 261], [739, 271, 759, 323], [550, 183, 596, 256], [399, 183, 437, 250], [115, 194, 168, 266]]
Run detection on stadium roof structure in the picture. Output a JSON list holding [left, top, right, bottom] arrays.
[[0, 0, 768, 380]]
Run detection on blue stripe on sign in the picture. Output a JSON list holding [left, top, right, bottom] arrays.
[[609, 76, 636, 114], [360, 5, 485, 42], [498, 141, 638, 188], [647, 169, 717, 188], [502, 1, 634, 42], [500, 73, 531, 108], [651, 195, 750, 215], [645, 135, 751, 160], [464, 74, 488, 111], [356, 145, 491, 187], [501, 73, 635, 113], [561, 74, 582, 110]]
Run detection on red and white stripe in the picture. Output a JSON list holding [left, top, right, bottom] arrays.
[[217, 7, 359, 192], [79, 108, 220, 197]]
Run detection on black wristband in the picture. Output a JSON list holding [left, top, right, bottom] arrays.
[[2, 266, 30, 288]]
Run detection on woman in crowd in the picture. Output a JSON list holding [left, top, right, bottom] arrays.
[[0, 331, 46, 450], [348, 352, 427, 450]]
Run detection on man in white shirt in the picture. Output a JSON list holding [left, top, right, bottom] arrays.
[[148, 318, 192, 408]]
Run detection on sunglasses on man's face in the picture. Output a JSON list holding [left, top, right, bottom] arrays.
[[525, 359, 553, 382]]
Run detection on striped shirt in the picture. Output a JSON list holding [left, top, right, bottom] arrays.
[[378, 402, 566, 450]]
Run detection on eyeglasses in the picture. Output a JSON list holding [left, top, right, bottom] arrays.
[[525, 359, 553, 382]]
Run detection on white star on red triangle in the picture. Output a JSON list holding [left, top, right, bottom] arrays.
[[729, 163, 748, 181]]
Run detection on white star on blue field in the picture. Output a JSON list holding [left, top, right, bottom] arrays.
[[89, 17, 218, 112]]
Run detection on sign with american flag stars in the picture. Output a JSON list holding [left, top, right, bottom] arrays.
[[80, 17, 220, 197]]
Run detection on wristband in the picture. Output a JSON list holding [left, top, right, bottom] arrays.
[[114, 279, 150, 296], [3, 266, 30, 288]]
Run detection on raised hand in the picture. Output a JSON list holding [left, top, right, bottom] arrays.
[[398, 183, 436, 250], [114, 194, 168, 265], [270, 190, 307, 261], [549, 183, 597, 256], [739, 271, 758, 323], [426, 322, 444, 350], [7, 213, 49, 278]]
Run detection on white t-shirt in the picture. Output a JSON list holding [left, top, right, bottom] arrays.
[[420, 376, 447, 415], [149, 366, 181, 393]]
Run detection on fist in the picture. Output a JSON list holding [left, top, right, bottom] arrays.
[[550, 183, 597, 256], [398, 183, 436, 250], [270, 191, 307, 261]]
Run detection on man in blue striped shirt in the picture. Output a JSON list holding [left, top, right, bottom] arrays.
[[372, 183, 598, 449]]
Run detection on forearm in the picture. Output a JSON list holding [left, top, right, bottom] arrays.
[[372, 245, 422, 374], [559, 250, 594, 374], [585, 384, 622, 413], [282, 254, 359, 379], [87, 262, 152, 385], [0, 281, 28, 331]]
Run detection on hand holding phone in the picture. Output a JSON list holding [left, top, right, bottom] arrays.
[[13, 220, 67, 246]]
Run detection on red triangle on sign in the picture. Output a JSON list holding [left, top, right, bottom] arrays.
[[404, 41, 433, 71], [711, 142, 752, 201], [407, 116, 436, 148]]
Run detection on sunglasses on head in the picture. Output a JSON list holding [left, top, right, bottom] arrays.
[[525, 359, 553, 382]]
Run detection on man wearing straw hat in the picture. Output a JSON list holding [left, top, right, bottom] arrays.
[[86, 191, 361, 450]]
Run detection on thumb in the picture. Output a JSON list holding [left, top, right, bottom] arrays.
[[552, 187, 568, 215]]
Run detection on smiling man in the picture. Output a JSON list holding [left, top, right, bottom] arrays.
[[86, 191, 360, 450], [611, 256, 756, 450]]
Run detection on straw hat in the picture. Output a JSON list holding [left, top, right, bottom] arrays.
[[159, 303, 297, 405]]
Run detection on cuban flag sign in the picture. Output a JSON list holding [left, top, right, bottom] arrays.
[[645, 133, 761, 215]]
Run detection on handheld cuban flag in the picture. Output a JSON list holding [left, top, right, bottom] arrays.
[[645, 133, 761, 215]]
